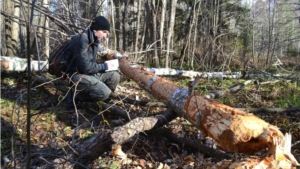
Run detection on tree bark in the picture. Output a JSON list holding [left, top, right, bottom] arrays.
[[159, 0, 166, 59], [122, 0, 129, 51], [5, 0, 13, 56], [151, 0, 159, 67], [113, 0, 121, 50], [11, 1, 20, 56], [110, 0, 117, 51], [43, 0, 50, 60], [134, 0, 141, 60], [0, 0, 2, 55], [165, 0, 177, 68]]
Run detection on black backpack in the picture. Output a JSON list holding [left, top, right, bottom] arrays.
[[48, 39, 71, 77]]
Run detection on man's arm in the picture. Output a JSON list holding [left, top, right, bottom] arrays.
[[73, 36, 107, 74]]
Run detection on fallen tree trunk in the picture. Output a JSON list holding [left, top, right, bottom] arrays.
[[204, 80, 253, 99], [1, 56, 48, 72], [144, 67, 241, 79], [118, 58, 300, 167]]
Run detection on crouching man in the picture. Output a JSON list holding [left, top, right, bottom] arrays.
[[63, 16, 123, 111]]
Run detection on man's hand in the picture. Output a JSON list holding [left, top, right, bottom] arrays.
[[113, 52, 123, 59]]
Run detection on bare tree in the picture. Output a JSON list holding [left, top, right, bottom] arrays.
[[113, 0, 121, 50], [43, 0, 50, 59], [11, 1, 20, 56], [165, 0, 177, 68], [159, 0, 166, 60], [0, 0, 2, 55], [5, 0, 13, 56], [110, 0, 117, 50], [122, 0, 129, 51], [179, 0, 201, 70], [134, 0, 141, 60]]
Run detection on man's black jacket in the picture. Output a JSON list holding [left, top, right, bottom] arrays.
[[64, 28, 107, 75]]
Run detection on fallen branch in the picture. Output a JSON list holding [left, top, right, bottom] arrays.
[[153, 128, 233, 161], [72, 108, 178, 166], [204, 80, 253, 99], [111, 117, 158, 144], [109, 93, 149, 106], [239, 107, 300, 117], [144, 68, 241, 79]]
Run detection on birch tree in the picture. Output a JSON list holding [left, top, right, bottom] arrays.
[[113, 0, 121, 50], [165, 0, 177, 68], [43, 0, 50, 59], [134, 0, 141, 60], [11, 2, 20, 57], [5, 0, 13, 56], [151, 0, 159, 67], [110, 0, 117, 50], [0, 0, 2, 55], [159, 0, 166, 59]]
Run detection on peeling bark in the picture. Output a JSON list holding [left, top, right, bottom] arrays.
[[111, 117, 158, 144]]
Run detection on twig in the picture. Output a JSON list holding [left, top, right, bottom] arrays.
[[30, 153, 89, 169]]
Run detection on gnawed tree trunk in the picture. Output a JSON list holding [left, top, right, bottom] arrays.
[[118, 57, 300, 168]]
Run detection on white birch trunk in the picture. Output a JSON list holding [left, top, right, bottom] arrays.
[[165, 0, 177, 68], [43, 0, 50, 58], [159, 0, 166, 58]]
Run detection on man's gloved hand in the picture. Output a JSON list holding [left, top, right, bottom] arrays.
[[113, 52, 123, 59]]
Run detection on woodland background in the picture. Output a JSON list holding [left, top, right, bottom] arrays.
[[1, 0, 300, 168], [2, 0, 300, 70]]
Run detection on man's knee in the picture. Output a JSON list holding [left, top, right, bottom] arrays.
[[111, 71, 121, 83], [90, 88, 111, 101]]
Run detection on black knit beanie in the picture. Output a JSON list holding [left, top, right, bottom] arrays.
[[91, 16, 110, 32]]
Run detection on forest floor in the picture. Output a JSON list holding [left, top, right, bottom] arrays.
[[1, 72, 300, 169]]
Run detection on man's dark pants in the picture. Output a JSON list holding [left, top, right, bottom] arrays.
[[66, 71, 120, 110]]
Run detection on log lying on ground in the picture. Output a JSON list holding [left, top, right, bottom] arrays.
[[65, 107, 179, 167], [153, 128, 233, 161], [118, 58, 300, 167], [204, 80, 253, 99], [144, 67, 241, 79], [0, 56, 48, 72], [240, 107, 300, 117]]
